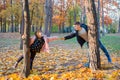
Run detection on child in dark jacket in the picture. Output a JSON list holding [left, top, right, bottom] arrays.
[[13, 30, 61, 70], [61, 22, 112, 66]]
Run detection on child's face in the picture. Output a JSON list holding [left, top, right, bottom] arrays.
[[73, 24, 81, 31], [36, 32, 42, 38]]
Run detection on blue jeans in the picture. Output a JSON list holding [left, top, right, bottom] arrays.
[[98, 40, 112, 62], [84, 40, 112, 67]]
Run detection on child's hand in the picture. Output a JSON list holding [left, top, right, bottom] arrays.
[[59, 37, 65, 40], [22, 34, 26, 40]]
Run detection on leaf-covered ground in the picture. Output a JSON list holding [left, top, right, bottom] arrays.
[[0, 33, 120, 80]]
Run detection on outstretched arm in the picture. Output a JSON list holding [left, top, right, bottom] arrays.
[[22, 34, 35, 46], [64, 33, 76, 40], [47, 36, 63, 42]]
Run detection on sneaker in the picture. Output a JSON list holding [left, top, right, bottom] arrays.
[[84, 62, 89, 68]]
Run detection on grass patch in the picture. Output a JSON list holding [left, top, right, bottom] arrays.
[[101, 35, 120, 53]]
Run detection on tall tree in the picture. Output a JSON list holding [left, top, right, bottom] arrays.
[[101, 0, 105, 36], [10, 0, 14, 32], [3, 0, 6, 32], [80, 1, 86, 23], [20, 0, 24, 50], [44, 0, 53, 36], [118, 2, 120, 33], [73, 0, 77, 23], [85, 0, 101, 70], [22, 0, 31, 77], [97, 0, 100, 38], [118, 16, 120, 33]]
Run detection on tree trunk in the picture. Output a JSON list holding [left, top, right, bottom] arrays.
[[30, 7, 34, 32], [22, 0, 31, 77], [40, 17, 43, 31], [83, 6, 86, 23], [11, 0, 14, 33], [3, 19, 6, 32], [20, 0, 24, 50], [118, 17, 120, 33], [102, 0, 105, 36], [97, 0, 100, 38], [58, 24, 62, 33], [1, 18, 2, 32], [62, 22, 65, 33], [74, 8, 76, 23], [3, 0, 6, 33], [44, 0, 53, 36], [68, 12, 72, 33], [85, 0, 101, 70]]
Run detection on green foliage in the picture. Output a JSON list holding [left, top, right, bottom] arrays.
[[107, 26, 116, 33], [101, 35, 120, 53], [66, 4, 81, 27], [51, 25, 58, 33], [107, 22, 118, 33]]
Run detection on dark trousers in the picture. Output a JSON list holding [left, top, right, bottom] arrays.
[[16, 50, 36, 70]]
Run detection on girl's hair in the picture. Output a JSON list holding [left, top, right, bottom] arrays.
[[35, 30, 42, 38]]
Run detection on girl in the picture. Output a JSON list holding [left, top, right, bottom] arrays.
[[13, 30, 61, 70]]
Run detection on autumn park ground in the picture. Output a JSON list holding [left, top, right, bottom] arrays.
[[0, 33, 120, 80]]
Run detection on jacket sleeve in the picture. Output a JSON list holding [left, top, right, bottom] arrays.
[[64, 33, 76, 40], [47, 36, 59, 42]]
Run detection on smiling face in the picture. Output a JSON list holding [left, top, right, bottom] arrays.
[[35, 31, 42, 38], [73, 24, 81, 31]]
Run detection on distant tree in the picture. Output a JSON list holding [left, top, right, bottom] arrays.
[[118, 17, 120, 33], [3, 0, 6, 32], [20, 0, 24, 50], [10, 0, 14, 32], [44, 0, 53, 36], [97, 0, 100, 38], [101, 0, 105, 36]]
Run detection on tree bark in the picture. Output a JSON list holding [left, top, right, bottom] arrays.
[[83, 6, 86, 23], [3, 19, 6, 32], [22, 0, 31, 77], [44, 0, 53, 36], [20, 0, 24, 50], [85, 0, 101, 70], [1, 18, 2, 32], [118, 17, 120, 33], [3, 0, 6, 32], [11, 0, 14, 32], [97, 0, 101, 38], [101, 0, 105, 36]]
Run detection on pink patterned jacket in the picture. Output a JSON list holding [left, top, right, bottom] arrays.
[[30, 35, 58, 53]]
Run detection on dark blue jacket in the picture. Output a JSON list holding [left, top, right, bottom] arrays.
[[64, 24, 88, 47]]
